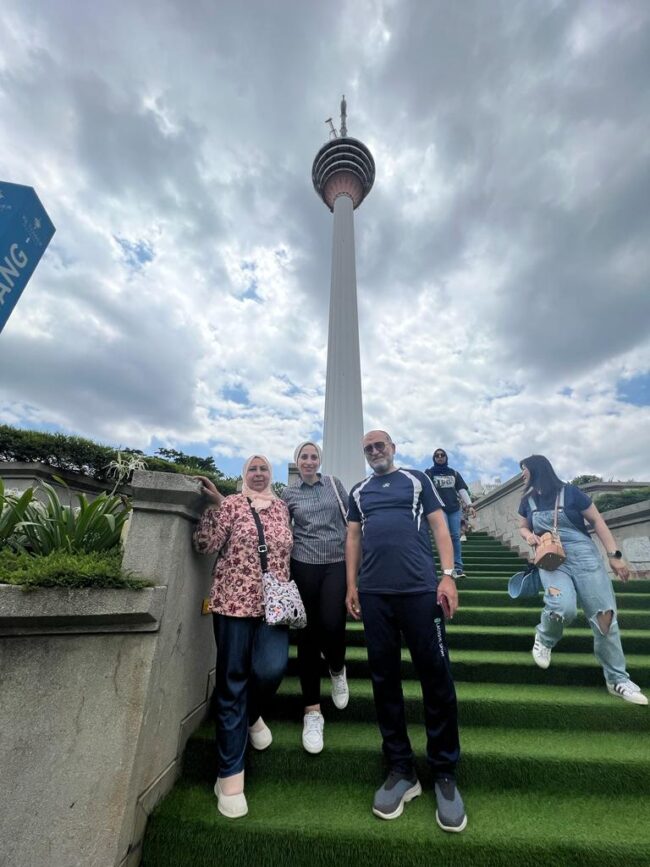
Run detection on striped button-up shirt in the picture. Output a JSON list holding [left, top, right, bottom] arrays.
[[281, 474, 348, 564]]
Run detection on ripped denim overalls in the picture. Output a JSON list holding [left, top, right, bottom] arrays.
[[530, 488, 629, 685]]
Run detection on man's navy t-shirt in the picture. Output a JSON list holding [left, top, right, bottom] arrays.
[[348, 468, 444, 594]]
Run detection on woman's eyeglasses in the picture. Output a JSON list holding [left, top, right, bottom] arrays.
[[364, 441, 389, 456], [434, 452, 446, 458]]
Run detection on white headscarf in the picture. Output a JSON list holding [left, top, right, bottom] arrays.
[[294, 441, 322, 466], [240, 454, 277, 511]]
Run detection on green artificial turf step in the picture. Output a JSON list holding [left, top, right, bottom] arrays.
[[142, 778, 650, 867], [328, 621, 650, 654], [181, 719, 650, 797], [271, 678, 650, 732], [456, 589, 650, 610], [287, 645, 650, 688], [451, 605, 650, 629]]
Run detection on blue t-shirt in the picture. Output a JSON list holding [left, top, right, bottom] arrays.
[[518, 483, 592, 536], [348, 468, 444, 594]]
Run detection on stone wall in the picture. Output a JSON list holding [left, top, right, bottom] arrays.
[[473, 475, 650, 576], [0, 470, 215, 867], [0, 461, 127, 505]]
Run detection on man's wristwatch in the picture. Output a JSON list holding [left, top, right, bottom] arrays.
[[606, 550, 623, 559], [442, 568, 455, 577]]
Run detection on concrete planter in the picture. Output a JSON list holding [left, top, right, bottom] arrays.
[[0, 584, 166, 636], [0, 471, 216, 867]]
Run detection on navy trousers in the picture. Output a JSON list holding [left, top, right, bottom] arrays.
[[212, 614, 289, 777], [359, 591, 460, 777]]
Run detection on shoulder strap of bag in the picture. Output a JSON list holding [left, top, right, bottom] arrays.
[[247, 498, 269, 572], [553, 488, 562, 535], [329, 475, 348, 525]]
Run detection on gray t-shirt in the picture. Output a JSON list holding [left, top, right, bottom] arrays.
[[281, 474, 348, 564]]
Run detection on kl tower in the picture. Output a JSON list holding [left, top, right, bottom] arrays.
[[312, 96, 375, 491]]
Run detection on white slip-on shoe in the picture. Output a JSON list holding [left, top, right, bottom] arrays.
[[248, 717, 273, 750], [214, 779, 248, 818], [607, 680, 649, 706], [302, 711, 324, 754], [330, 666, 350, 710]]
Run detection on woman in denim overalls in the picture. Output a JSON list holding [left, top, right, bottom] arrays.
[[517, 454, 647, 706]]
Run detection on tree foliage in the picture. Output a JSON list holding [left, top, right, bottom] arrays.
[[571, 474, 603, 487], [593, 488, 650, 513], [0, 425, 238, 495]]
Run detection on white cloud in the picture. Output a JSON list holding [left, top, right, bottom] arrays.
[[0, 0, 649, 485]]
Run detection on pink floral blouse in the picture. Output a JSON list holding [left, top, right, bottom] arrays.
[[193, 494, 293, 617]]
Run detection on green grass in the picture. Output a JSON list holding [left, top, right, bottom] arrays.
[[0, 546, 149, 590]]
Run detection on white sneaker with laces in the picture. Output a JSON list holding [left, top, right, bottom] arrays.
[[607, 679, 649, 706], [532, 633, 552, 669], [302, 711, 324, 754], [330, 666, 349, 710]]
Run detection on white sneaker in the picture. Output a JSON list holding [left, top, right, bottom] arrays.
[[607, 680, 649, 706], [248, 717, 272, 750], [214, 778, 248, 818], [532, 633, 552, 669], [302, 711, 324, 754], [330, 666, 349, 710]]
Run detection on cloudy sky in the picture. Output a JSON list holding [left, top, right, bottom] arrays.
[[1, 0, 649, 486]]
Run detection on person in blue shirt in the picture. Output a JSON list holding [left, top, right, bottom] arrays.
[[425, 448, 476, 578], [518, 454, 647, 706], [345, 430, 467, 833]]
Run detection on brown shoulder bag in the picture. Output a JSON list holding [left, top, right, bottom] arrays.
[[533, 490, 566, 571]]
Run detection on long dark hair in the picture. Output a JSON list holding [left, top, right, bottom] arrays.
[[520, 454, 565, 498]]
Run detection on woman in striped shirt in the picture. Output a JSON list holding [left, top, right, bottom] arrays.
[[281, 441, 349, 754]]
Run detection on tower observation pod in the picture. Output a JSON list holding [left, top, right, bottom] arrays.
[[312, 97, 375, 491]]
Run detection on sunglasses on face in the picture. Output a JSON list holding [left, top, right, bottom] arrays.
[[434, 452, 446, 458], [364, 441, 390, 456]]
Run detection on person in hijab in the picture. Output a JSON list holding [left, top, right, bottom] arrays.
[[281, 441, 349, 755], [425, 449, 476, 578], [194, 455, 293, 819], [518, 454, 647, 706]]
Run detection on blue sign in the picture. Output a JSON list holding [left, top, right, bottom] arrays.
[[0, 181, 55, 334]]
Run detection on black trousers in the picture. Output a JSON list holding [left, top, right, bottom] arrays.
[[359, 591, 460, 777], [290, 559, 347, 707]]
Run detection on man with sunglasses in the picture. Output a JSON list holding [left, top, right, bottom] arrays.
[[345, 430, 466, 833], [425, 449, 476, 579]]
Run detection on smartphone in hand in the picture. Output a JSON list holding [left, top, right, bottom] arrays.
[[437, 593, 452, 620]]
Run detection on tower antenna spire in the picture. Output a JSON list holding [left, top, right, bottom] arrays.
[[340, 94, 347, 137]]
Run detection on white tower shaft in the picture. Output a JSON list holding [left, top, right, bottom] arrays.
[[322, 193, 366, 490]]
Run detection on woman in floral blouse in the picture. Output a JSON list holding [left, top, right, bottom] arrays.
[[194, 455, 293, 819]]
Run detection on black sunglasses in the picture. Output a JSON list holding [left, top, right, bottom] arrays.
[[434, 452, 446, 458], [364, 441, 389, 456]]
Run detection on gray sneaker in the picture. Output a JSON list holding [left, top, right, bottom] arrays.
[[372, 770, 422, 820], [434, 776, 467, 832]]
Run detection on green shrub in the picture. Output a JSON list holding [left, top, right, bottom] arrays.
[[0, 425, 239, 494], [593, 488, 650, 513], [571, 474, 603, 487], [0, 479, 34, 546], [0, 547, 148, 590], [12, 482, 131, 555]]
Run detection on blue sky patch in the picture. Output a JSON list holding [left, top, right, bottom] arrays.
[[115, 237, 154, 270], [222, 385, 249, 405], [617, 373, 650, 407]]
